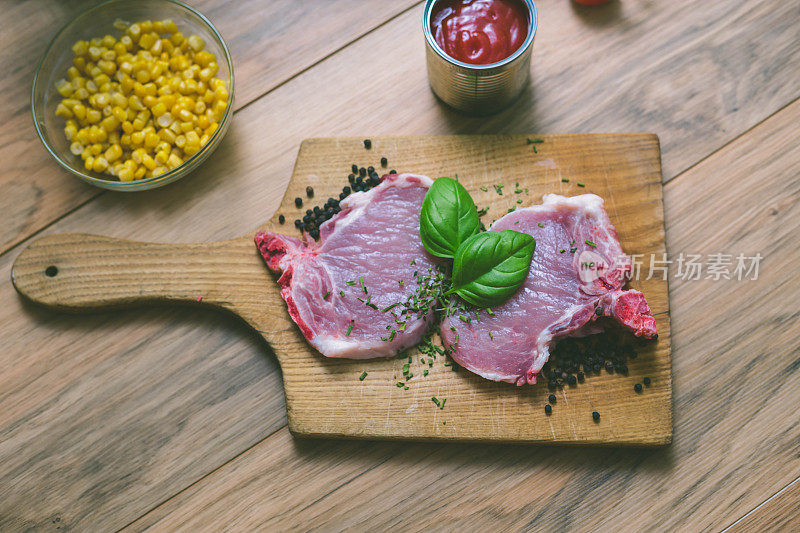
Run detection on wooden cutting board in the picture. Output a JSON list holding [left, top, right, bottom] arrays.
[[12, 134, 672, 445]]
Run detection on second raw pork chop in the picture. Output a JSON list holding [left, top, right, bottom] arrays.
[[441, 194, 657, 385], [255, 173, 438, 358]]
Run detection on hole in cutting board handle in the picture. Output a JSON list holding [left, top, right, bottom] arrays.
[[45, 266, 58, 277]]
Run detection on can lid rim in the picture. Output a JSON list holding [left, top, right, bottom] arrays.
[[422, 0, 539, 71]]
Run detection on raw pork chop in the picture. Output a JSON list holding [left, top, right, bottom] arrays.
[[255, 173, 438, 358], [440, 194, 656, 385]]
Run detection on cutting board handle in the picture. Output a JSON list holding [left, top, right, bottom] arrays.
[[11, 233, 260, 312]]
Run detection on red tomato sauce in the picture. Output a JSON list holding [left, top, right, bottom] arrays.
[[431, 0, 529, 65]]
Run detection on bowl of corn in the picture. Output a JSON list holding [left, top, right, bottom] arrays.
[[31, 0, 234, 191]]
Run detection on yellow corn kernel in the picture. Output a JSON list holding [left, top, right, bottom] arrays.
[[184, 130, 199, 146], [85, 80, 98, 93], [134, 68, 151, 84], [144, 130, 159, 148], [141, 153, 157, 170], [174, 134, 186, 148], [158, 128, 176, 144], [104, 143, 122, 162], [142, 95, 158, 108], [75, 128, 90, 144], [130, 131, 144, 145], [111, 92, 127, 107], [55, 78, 73, 97], [118, 167, 134, 181], [139, 32, 157, 51], [94, 126, 108, 143], [199, 133, 210, 145], [67, 66, 81, 80], [120, 134, 131, 146], [72, 40, 89, 56], [161, 39, 174, 55], [151, 101, 167, 117], [101, 34, 116, 48], [121, 120, 134, 134], [179, 121, 193, 133], [167, 153, 182, 168], [112, 106, 127, 123], [128, 95, 144, 111], [134, 166, 146, 179], [170, 31, 184, 46], [100, 116, 119, 132], [155, 150, 169, 164], [108, 131, 120, 145], [92, 156, 109, 172], [139, 20, 153, 33], [64, 122, 78, 141], [69, 142, 84, 155], [187, 35, 204, 52], [73, 87, 89, 100], [55, 103, 73, 118], [88, 46, 103, 61], [196, 113, 210, 130], [98, 60, 116, 76], [151, 166, 166, 177], [84, 156, 94, 170]]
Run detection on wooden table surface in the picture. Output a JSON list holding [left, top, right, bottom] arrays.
[[1, 1, 798, 530]]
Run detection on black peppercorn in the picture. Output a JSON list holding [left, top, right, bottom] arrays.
[[605, 361, 614, 372], [294, 219, 301, 228], [367, 166, 374, 174], [592, 411, 600, 421], [306, 186, 314, 197], [577, 371, 585, 382], [634, 383, 643, 393], [389, 169, 397, 174], [381, 157, 387, 167], [339, 192, 348, 200], [313, 206, 321, 215], [363, 139, 371, 149], [545, 404, 552, 415], [343, 186, 351, 194], [359, 167, 367, 177], [278, 214, 285, 224], [348, 173, 356, 183], [548, 394, 556, 404], [294, 197, 303, 208], [643, 377, 651, 385], [310, 228, 320, 240], [567, 375, 577, 385]]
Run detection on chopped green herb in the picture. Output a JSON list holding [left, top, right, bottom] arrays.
[[450, 326, 457, 332], [487, 308, 494, 316], [346, 280, 356, 286], [359, 371, 367, 381], [477, 206, 490, 217], [397, 381, 405, 387], [323, 291, 331, 299], [570, 247, 577, 253], [404, 386, 409, 390], [516, 199, 523, 204], [440, 398, 446, 409], [398, 280, 405, 286], [561, 178, 569, 183], [538, 222, 544, 227], [346, 322, 354, 336], [585, 239, 597, 248], [339, 290, 345, 297], [559, 249, 565, 254], [410, 259, 416, 265], [526, 138, 544, 144], [382, 302, 401, 312], [431, 396, 440, 407], [488, 330, 493, 340], [403, 363, 410, 374], [577, 181, 585, 187], [459, 314, 469, 323], [480, 186, 488, 192], [514, 188, 523, 194], [533, 145, 538, 153], [359, 275, 367, 293], [423, 369, 429, 376], [493, 184, 504, 195]]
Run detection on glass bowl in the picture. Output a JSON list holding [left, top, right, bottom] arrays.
[[31, 0, 234, 191]]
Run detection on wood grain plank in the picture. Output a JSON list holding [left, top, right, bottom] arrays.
[[724, 477, 800, 533], [0, 0, 419, 254], [126, 98, 800, 532], [2, 0, 799, 529]]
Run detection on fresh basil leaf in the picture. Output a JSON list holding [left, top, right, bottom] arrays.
[[420, 177, 481, 259], [448, 230, 536, 308]]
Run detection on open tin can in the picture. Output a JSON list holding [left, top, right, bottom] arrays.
[[423, 0, 538, 115]]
